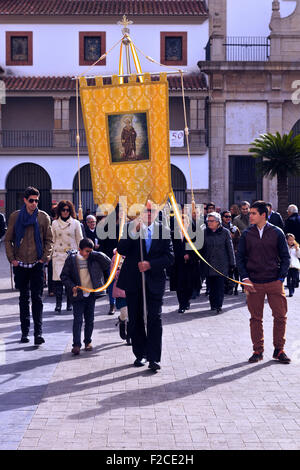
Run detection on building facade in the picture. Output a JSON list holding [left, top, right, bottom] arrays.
[[199, 0, 300, 211], [0, 0, 209, 217]]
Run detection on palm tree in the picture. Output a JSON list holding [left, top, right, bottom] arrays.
[[249, 131, 300, 219]]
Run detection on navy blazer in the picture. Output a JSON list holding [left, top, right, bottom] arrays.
[[117, 221, 174, 297]]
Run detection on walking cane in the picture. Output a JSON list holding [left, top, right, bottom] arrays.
[[139, 222, 148, 336]]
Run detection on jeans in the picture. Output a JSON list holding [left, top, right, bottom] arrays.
[[72, 294, 96, 347], [13, 263, 44, 337]]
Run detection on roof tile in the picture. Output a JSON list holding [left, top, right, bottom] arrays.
[[2, 74, 207, 91], [0, 0, 208, 17]]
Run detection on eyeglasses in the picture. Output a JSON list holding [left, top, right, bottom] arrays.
[[61, 208, 70, 212], [28, 199, 39, 204]]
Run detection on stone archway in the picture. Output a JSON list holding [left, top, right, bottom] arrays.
[[171, 164, 187, 206], [6, 162, 52, 218], [73, 164, 97, 215]]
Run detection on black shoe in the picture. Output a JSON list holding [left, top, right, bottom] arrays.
[[273, 349, 291, 364], [55, 304, 61, 313], [117, 317, 127, 340], [20, 336, 30, 343], [248, 352, 263, 363], [185, 303, 190, 310], [34, 336, 45, 346], [148, 361, 161, 372], [216, 308, 222, 313], [178, 307, 185, 313], [134, 358, 147, 367], [108, 304, 116, 315]]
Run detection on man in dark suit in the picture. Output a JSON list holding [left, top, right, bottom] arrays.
[[266, 203, 284, 230], [84, 215, 100, 251], [117, 201, 174, 372]]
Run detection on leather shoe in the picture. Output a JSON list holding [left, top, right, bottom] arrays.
[[148, 362, 161, 372], [178, 307, 185, 313], [34, 336, 45, 346], [134, 358, 147, 367], [20, 336, 30, 343]]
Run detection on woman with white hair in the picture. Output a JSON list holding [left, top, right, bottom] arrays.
[[202, 212, 236, 313]]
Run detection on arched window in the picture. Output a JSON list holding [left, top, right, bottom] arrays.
[[6, 163, 51, 218]]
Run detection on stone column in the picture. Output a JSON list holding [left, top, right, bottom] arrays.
[[53, 97, 70, 147], [264, 101, 283, 208], [209, 100, 226, 207], [189, 98, 206, 150]]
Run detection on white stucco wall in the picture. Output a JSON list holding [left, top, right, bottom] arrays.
[[171, 153, 209, 190], [0, 155, 90, 190], [225, 102, 267, 145], [227, 0, 296, 37], [0, 22, 208, 77], [0, 152, 209, 192]]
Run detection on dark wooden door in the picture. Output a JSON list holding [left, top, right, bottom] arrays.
[[6, 163, 51, 218]]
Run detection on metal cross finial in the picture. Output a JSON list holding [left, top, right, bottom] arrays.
[[118, 15, 133, 32]]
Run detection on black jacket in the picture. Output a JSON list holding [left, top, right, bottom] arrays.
[[117, 221, 174, 297], [60, 250, 111, 302], [201, 225, 235, 277], [268, 211, 284, 230], [237, 223, 290, 283], [284, 213, 300, 244]]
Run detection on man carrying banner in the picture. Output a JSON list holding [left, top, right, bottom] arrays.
[[117, 200, 174, 372]]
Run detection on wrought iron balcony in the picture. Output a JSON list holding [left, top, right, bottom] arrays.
[[205, 36, 270, 61], [70, 129, 87, 148], [1, 129, 53, 147]]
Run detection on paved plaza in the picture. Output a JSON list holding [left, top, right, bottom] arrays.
[[0, 242, 300, 451]]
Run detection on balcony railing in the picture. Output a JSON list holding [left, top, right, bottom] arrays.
[[70, 129, 87, 148], [205, 36, 270, 61], [2, 130, 53, 147], [225, 36, 270, 61]]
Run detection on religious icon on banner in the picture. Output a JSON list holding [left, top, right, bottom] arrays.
[[107, 112, 150, 164], [80, 73, 171, 213]]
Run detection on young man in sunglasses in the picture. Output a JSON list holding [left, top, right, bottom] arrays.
[[5, 186, 53, 345]]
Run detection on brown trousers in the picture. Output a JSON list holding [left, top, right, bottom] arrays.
[[246, 280, 287, 354]]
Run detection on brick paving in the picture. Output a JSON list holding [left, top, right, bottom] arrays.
[[0, 242, 300, 450]]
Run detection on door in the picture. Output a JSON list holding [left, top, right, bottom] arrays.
[[229, 156, 262, 207], [6, 162, 52, 218]]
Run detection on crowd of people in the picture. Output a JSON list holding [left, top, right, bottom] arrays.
[[2, 186, 300, 369]]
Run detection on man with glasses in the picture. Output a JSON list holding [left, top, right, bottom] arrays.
[[5, 187, 53, 345]]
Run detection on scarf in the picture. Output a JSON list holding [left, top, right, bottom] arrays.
[[15, 205, 43, 260]]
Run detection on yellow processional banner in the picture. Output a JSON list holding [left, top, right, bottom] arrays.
[[79, 73, 171, 214]]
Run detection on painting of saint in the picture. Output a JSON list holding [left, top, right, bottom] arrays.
[[121, 116, 137, 160], [107, 112, 150, 164]]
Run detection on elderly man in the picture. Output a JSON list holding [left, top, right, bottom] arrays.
[[117, 200, 174, 372], [284, 204, 300, 243], [84, 214, 100, 251], [233, 201, 250, 233]]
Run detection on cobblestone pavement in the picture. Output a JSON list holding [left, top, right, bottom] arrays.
[[0, 242, 300, 450]]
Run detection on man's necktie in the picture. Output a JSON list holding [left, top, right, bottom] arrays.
[[145, 226, 152, 253]]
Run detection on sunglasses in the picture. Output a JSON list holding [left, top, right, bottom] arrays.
[[224, 215, 231, 218], [28, 198, 39, 204], [61, 208, 70, 212]]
